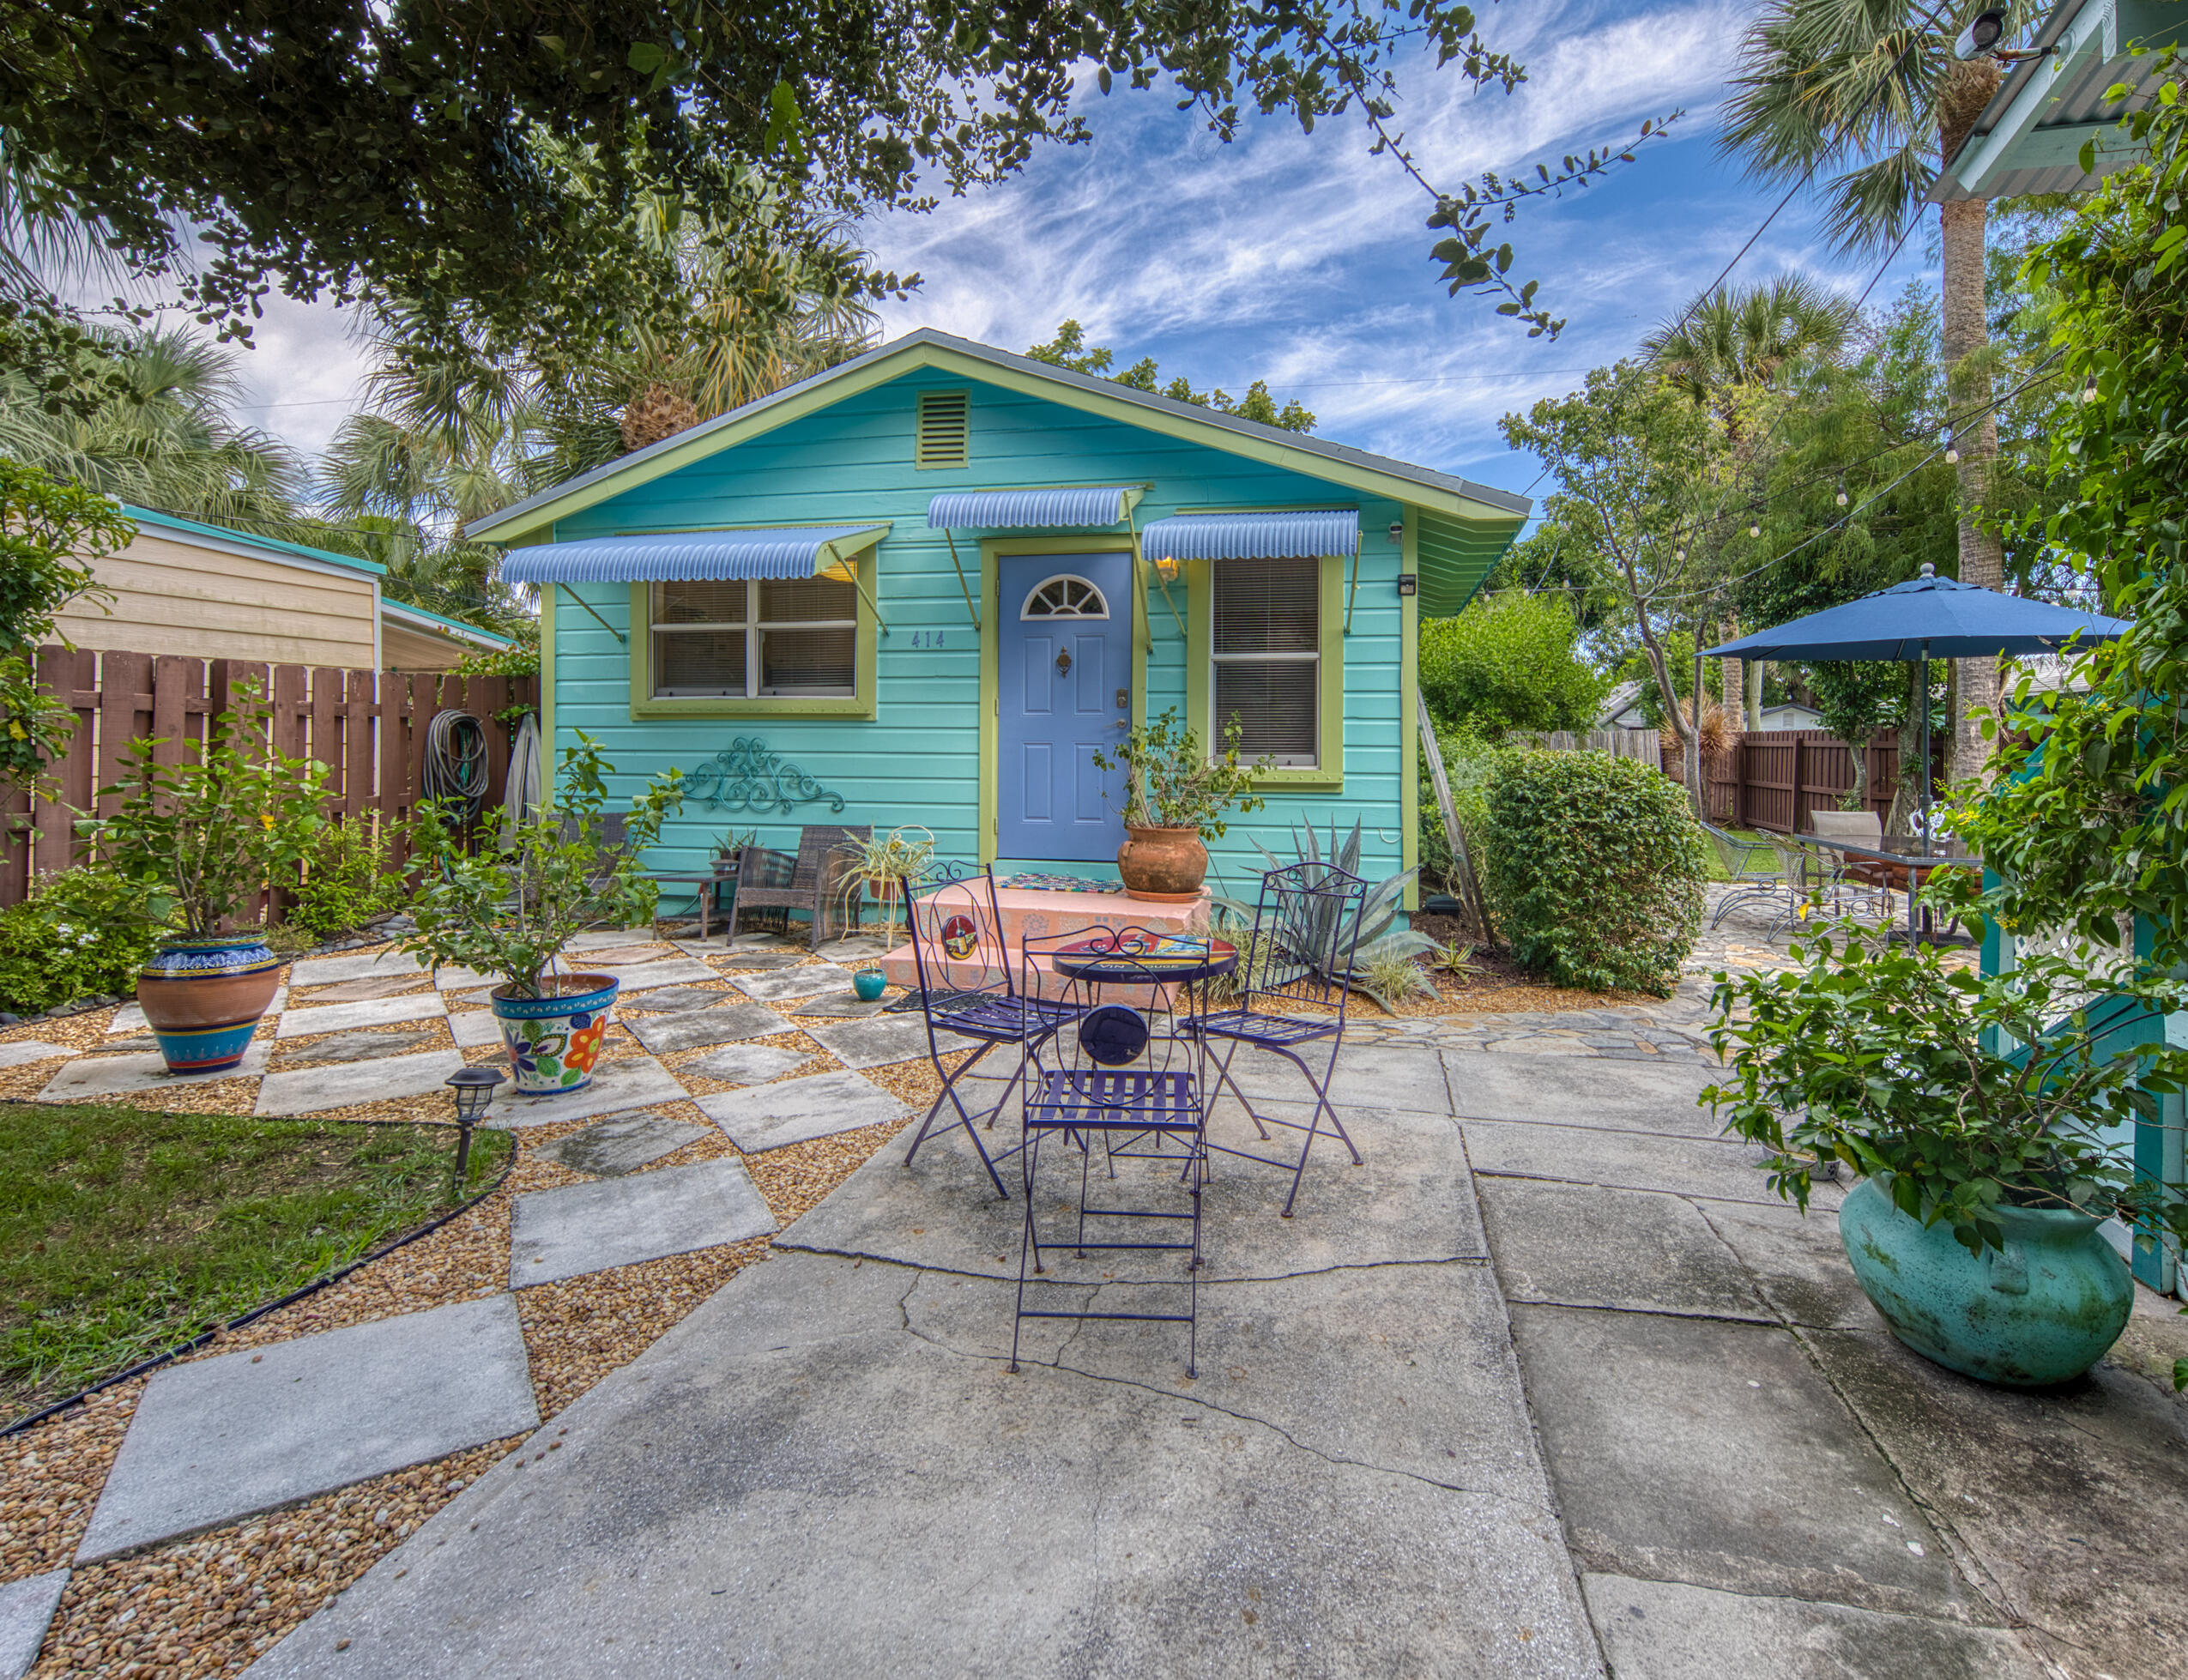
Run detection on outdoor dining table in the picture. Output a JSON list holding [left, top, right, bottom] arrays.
[[1793, 831, 1979, 945], [1047, 932, 1240, 988]]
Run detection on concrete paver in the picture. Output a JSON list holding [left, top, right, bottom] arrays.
[[729, 964, 857, 1003], [799, 1014, 967, 1070], [77, 1296, 536, 1562], [0, 1040, 76, 1068], [532, 1113, 710, 1176], [255, 1048, 464, 1116], [1477, 1178, 1774, 1321], [39, 1043, 271, 1100], [1445, 1049, 1727, 1137], [274, 990, 445, 1039], [680, 1042, 810, 1086], [510, 1158, 776, 1285], [279, 1028, 440, 1067], [0, 1568, 67, 1680], [699, 1069, 908, 1153], [626, 1002, 789, 1055], [1460, 1115, 1828, 1208], [287, 952, 426, 988], [482, 1055, 690, 1128]]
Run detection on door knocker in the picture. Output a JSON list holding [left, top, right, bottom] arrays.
[[1055, 648, 1073, 675]]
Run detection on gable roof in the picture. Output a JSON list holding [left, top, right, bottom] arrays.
[[467, 329, 1530, 545], [123, 505, 387, 577], [379, 598, 515, 650]]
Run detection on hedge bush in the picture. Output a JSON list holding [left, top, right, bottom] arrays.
[[1479, 750, 1707, 995], [0, 868, 163, 1014], [289, 821, 404, 939]]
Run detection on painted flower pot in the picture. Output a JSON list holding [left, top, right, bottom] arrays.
[[1839, 1175, 2133, 1387], [1117, 825, 1207, 903], [137, 934, 284, 1074], [853, 969, 887, 1002], [491, 974, 620, 1095]]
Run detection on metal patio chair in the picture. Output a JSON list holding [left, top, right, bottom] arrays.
[[1012, 927, 1209, 1377], [728, 824, 868, 949], [1701, 822, 1790, 930], [1185, 861, 1369, 1218], [898, 861, 1081, 1199]]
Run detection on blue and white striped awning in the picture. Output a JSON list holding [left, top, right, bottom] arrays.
[[499, 525, 890, 584], [927, 486, 1142, 529], [1139, 509, 1358, 563]]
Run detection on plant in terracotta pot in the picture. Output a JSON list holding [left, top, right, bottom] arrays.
[[833, 825, 935, 949], [1093, 709, 1272, 902], [1704, 911, 2188, 1387], [77, 680, 329, 1073], [402, 734, 680, 1096]]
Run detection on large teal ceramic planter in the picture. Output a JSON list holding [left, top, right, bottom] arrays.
[[1838, 1175, 2132, 1387]]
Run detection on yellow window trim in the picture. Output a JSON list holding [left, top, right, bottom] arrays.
[[1185, 553, 1345, 794]]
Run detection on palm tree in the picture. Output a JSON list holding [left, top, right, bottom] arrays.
[[1642, 276, 1858, 438], [0, 324, 304, 524], [1720, 0, 2036, 777]]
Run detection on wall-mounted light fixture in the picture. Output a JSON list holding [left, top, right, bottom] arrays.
[[1387, 521, 1404, 544], [1396, 573, 1418, 597], [1152, 553, 1180, 583]]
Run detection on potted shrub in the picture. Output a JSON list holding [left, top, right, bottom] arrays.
[[1093, 709, 1272, 901], [403, 734, 680, 1095], [78, 681, 328, 1072], [834, 825, 935, 952], [1705, 913, 2188, 1387]]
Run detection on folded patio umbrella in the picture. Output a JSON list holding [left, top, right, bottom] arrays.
[[1701, 564, 2131, 857]]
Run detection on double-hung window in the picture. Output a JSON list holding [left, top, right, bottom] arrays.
[[650, 576, 858, 698], [1210, 556, 1320, 766]]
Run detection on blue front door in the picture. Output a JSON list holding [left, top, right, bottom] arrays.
[[998, 553, 1132, 861]]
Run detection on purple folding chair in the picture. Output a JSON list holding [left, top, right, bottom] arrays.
[[1189, 860, 1369, 1216], [898, 861, 1079, 1199], [1012, 926, 1208, 1378]]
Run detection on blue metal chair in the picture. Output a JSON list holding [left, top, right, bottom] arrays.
[[1012, 926, 1210, 1378], [1188, 861, 1369, 1217], [898, 861, 1079, 1199]]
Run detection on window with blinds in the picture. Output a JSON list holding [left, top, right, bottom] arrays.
[[1211, 556, 1318, 765], [652, 577, 857, 698]]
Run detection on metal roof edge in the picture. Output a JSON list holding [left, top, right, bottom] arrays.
[[1931, 0, 2125, 199], [378, 599, 515, 647], [468, 329, 1532, 540], [121, 505, 389, 577]]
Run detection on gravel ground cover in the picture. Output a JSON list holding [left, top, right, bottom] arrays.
[[0, 934, 973, 1676]]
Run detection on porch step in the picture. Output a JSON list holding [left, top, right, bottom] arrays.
[[878, 942, 1179, 1008], [917, 885, 1211, 950]]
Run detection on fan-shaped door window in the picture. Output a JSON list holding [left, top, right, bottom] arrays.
[[1019, 574, 1110, 620]]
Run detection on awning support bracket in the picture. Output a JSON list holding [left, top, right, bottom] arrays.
[[823, 542, 890, 634], [1344, 547, 1361, 636], [1133, 505, 1185, 639], [942, 529, 981, 632], [557, 583, 626, 645]]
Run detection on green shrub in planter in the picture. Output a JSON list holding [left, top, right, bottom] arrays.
[[289, 821, 403, 939], [0, 868, 164, 1013], [1478, 749, 1707, 994]]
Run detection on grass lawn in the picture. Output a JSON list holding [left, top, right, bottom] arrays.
[[0, 1102, 513, 1423]]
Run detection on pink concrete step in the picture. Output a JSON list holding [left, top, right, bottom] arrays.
[[910, 885, 1210, 950], [879, 941, 1179, 1008]]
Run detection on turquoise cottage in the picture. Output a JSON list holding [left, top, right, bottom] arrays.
[[472, 330, 1527, 915]]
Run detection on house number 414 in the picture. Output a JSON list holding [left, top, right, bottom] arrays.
[[908, 630, 948, 649]]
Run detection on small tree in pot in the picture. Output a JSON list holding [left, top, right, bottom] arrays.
[[1093, 708, 1272, 902], [403, 734, 681, 1094], [1705, 907, 2188, 1387], [79, 680, 328, 1073]]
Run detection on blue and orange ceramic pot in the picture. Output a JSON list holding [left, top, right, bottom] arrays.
[[136, 934, 284, 1073], [491, 974, 620, 1095]]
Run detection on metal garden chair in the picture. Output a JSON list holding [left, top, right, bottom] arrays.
[[1701, 822, 1790, 930], [1186, 861, 1368, 1218], [898, 861, 1080, 1199], [1012, 927, 1210, 1378]]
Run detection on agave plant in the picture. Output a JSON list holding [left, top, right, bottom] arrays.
[[1223, 819, 1436, 1009]]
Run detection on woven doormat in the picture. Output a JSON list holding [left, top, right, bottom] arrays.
[[995, 872, 1120, 894]]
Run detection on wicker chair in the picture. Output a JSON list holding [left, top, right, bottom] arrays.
[[728, 825, 870, 949]]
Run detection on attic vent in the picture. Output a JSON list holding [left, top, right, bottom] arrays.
[[916, 390, 970, 469]]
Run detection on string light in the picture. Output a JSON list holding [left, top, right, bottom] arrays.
[[1749, 523, 1762, 538], [2082, 376, 2100, 403], [1942, 426, 1960, 465], [1835, 477, 1849, 506]]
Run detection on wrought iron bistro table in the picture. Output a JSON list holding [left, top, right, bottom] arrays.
[[1793, 832, 1979, 945], [1048, 931, 1240, 991]]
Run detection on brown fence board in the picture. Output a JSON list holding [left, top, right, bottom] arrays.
[[11, 646, 534, 917]]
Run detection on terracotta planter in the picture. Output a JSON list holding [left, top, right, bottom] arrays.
[[1117, 825, 1207, 903], [137, 934, 284, 1073], [491, 973, 620, 1095]]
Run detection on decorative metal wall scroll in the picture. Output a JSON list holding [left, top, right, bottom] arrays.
[[683, 737, 846, 815]]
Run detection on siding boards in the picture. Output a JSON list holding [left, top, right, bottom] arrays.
[[549, 370, 1412, 885]]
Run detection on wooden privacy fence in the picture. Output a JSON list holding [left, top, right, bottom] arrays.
[[1514, 728, 1662, 762], [0, 646, 538, 909], [1692, 729, 1912, 832]]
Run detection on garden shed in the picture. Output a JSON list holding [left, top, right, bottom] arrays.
[[474, 329, 1528, 903]]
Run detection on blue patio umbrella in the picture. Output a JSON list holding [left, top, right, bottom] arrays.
[[1704, 564, 2131, 839]]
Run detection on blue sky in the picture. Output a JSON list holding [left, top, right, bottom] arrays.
[[231, 0, 1934, 506]]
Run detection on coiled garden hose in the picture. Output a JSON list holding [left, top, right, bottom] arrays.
[[421, 708, 489, 826]]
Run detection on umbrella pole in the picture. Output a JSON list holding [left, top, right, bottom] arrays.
[[1916, 641, 1931, 942]]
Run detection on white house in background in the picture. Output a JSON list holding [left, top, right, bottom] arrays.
[[1595, 680, 1647, 730], [57, 505, 512, 672], [1758, 700, 1824, 731]]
